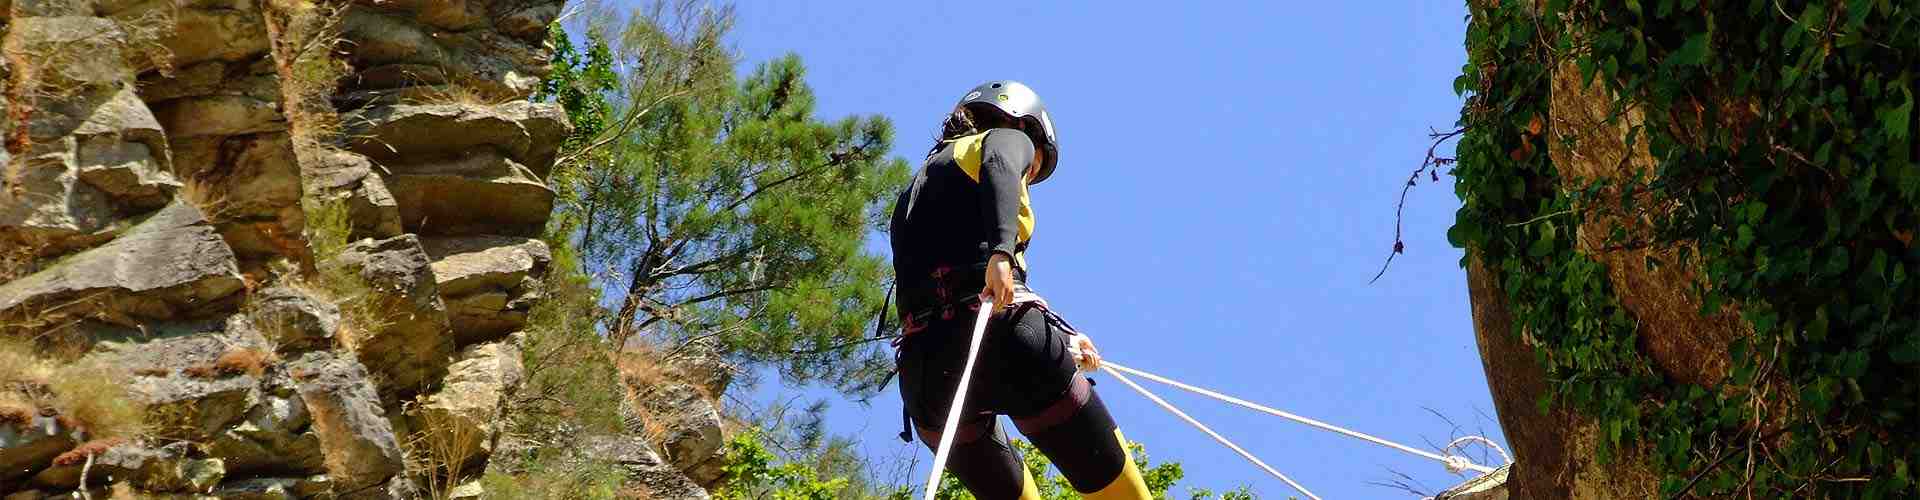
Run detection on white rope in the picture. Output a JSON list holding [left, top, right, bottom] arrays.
[[1102, 361, 1503, 475], [920, 299, 996, 500], [1102, 364, 1323, 500], [1443, 436, 1511, 473]]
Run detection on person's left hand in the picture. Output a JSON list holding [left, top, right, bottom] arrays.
[[1067, 333, 1102, 372]]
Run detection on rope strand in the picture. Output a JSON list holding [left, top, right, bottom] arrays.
[[1102, 361, 1504, 474], [1102, 364, 1323, 500], [920, 300, 996, 500]]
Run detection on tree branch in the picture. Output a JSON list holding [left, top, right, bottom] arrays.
[[553, 88, 697, 170]]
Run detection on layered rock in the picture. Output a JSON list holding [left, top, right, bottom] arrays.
[[423, 235, 548, 345], [0, 201, 243, 329], [288, 351, 405, 493], [323, 234, 454, 396], [583, 435, 713, 500], [0, 0, 611, 496], [343, 103, 567, 237], [412, 338, 524, 472]]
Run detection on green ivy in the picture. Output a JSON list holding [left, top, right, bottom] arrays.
[[1453, 0, 1917, 497]]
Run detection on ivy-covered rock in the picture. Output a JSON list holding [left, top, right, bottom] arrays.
[[1453, 1, 1918, 498]]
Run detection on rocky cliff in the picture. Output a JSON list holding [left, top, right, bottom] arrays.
[[0, 1, 729, 497]]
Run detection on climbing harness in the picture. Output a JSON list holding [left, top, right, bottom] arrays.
[[920, 298, 997, 500]]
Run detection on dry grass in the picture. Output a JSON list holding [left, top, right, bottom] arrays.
[[295, 198, 391, 353], [403, 81, 518, 107], [0, 240, 39, 284], [177, 176, 231, 222], [0, 336, 55, 388], [182, 347, 269, 379], [51, 437, 126, 466], [615, 348, 675, 391], [264, 0, 348, 149], [404, 398, 488, 500], [47, 358, 147, 440], [0, 391, 36, 428]]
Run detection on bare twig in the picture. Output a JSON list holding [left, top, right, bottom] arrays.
[[1372, 127, 1466, 283]]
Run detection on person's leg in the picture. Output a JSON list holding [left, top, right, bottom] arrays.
[[898, 316, 1038, 500], [912, 417, 1041, 500], [988, 306, 1149, 499], [1012, 380, 1150, 499]]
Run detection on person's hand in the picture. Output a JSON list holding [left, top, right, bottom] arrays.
[[1067, 334, 1102, 372], [982, 253, 1016, 308]]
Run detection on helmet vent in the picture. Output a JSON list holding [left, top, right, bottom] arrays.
[[990, 83, 1002, 88]]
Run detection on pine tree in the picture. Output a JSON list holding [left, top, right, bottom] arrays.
[[548, 3, 911, 395]]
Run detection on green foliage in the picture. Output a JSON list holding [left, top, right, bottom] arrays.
[[716, 431, 854, 500], [478, 448, 626, 500], [1453, 0, 1919, 497], [510, 219, 626, 438]]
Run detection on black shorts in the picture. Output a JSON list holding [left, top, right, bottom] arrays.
[[897, 302, 1079, 432]]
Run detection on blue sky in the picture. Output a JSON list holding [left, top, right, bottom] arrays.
[[710, 2, 1498, 497]]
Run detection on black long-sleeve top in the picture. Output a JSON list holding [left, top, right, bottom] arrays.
[[889, 128, 1036, 315]]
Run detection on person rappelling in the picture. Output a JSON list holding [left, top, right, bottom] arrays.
[[889, 80, 1152, 500]]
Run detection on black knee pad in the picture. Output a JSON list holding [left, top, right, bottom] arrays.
[[1020, 390, 1127, 493]]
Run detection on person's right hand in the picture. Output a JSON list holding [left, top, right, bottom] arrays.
[[981, 253, 1016, 308]]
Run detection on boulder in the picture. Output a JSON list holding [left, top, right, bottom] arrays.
[[0, 137, 125, 256], [667, 339, 737, 399], [0, 415, 78, 483], [289, 351, 405, 492], [337, 5, 561, 100], [150, 95, 287, 138], [422, 236, 549, 344], [383, 150, 555, 237], [582, 434, 710, 500], [447, 479, 485, 499], [209, 477, 304, 500], [76, 135, 178, 212], [30, 442, 225, 492], [168, 133, 307, 266], [302, 149, 404, 240], [413, 339, 524, 472], [6, 16, 128, 87], [343, 102, 569, 174], [248, 285, 341, 355], [205, 392, 326, 477], [0, 201, 244, 327], [637, 383, 725, 481], [160, 1, 271, 67], [99, 326, 264, 443], [324, 235, 455, 395], [1435, 465, 1510, 500], [2, 84, 173, 256]]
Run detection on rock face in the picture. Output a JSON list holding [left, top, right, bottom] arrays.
[[324, 234, 454, 396], [1459, 7, 1762, 500], [639, 383, 729, 487], [289, 351, 405, 493], [343, 103, 568, 237], [0, 201, 243, 328], [423, 235, 548, 345], [583, 435, 713, 500], [0, 0, 736, 497], [414, 339, 524, 471]]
